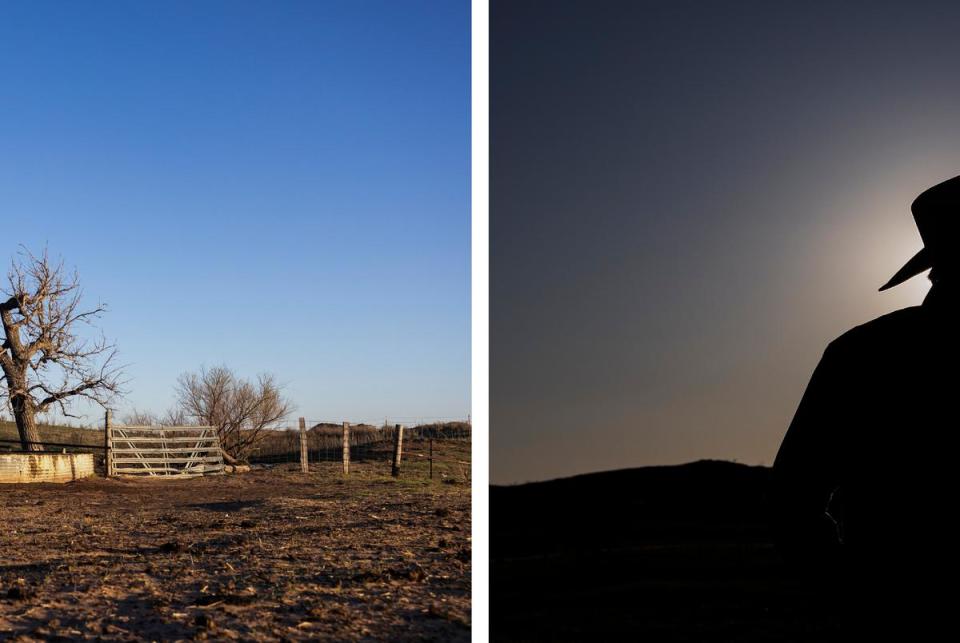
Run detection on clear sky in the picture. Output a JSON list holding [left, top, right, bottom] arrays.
[[492, 0, 960, 483], [0, 1, 470, 426]]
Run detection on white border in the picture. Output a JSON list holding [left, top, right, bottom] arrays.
[[471, 0, 489, 640]]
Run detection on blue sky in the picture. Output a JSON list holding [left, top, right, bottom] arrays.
[[0, 1, 470, 426]]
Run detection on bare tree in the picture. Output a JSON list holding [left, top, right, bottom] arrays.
[[0, 249, 123, 450], [122, 408, 157, 426], [174, 365, 292, 460], [160, 406, 188, 426], [121, 406, 188, 427]]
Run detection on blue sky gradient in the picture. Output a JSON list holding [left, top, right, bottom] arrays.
[[0, 1, 470, 425], [492, 0, 960, 482]]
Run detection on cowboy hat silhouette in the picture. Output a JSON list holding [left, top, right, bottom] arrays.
[[880, 175, 960, 291]]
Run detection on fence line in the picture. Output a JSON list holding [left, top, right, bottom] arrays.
[[246, 419, 470, 481], [249, 423, 470, 460], [0, 416, 470, 481]]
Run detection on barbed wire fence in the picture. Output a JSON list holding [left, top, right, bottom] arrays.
[[246, 416, 471, 481]]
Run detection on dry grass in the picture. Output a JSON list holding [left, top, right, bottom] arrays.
[[0, 421, 103, 449]]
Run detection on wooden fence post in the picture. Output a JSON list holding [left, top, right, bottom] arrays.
[[104, 409, 113, 478], [429, 438, 433, 480], [342, 421, 350, 475], [391, 424, 404, 477], [299, 417, 308, 473]]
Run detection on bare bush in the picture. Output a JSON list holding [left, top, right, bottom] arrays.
[[123, 408, 157, 426], [0, 248, 123, 450], [161, 406, 188, 426], [174, 365, 292, 460], [121, 407, 187, 427]]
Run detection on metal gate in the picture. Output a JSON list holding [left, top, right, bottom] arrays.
[[108, 425, 225, 477]]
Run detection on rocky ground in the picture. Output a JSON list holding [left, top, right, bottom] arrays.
[[0, 444, 471, 641]]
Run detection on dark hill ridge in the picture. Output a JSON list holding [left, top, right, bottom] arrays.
[[493, 459, 769, 502], [493, 460, 773, 558], [491, 461, 833, 641]]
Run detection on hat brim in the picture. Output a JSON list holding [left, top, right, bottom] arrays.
[[879, 247, 932, 291]]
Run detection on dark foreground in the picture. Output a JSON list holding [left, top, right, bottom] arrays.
[[0, 457, 470, 641], [492, 461, 837, 642]]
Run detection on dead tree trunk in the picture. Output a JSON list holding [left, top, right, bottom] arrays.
[[0, 303, 43, 451], [10, 393, 42, 451]]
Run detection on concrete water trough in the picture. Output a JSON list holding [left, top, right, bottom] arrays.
[[0, 452, 95, 484]]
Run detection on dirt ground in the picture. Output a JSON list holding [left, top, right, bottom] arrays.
[[0, 450, 471, 641]]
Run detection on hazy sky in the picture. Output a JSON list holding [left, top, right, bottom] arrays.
[[492, 0, 960, 483], [0, 1, 470, 426]]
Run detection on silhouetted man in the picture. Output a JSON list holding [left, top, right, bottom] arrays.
[[773, 175, 960, 637]]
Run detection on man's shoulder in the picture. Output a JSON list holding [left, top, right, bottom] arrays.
[[828, 306, 925, 352]]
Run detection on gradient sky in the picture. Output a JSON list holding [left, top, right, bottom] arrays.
[[0, 1, 470, 426], [492, 0, 960, 483]]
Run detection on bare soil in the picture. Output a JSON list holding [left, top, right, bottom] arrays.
[[0, 452, 470, 641]]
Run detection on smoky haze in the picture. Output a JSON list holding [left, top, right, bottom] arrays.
[[491, 0, 960, 484]]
